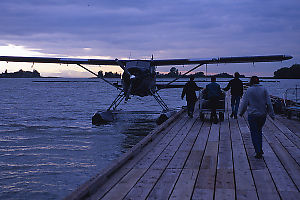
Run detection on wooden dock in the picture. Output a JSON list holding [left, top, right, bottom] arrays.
[[66, 100, 300, 200]]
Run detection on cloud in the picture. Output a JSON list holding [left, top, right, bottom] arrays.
[[0, 0, 299, 77]]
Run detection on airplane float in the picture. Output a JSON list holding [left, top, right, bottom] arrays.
[[0, 54, 292, 125]]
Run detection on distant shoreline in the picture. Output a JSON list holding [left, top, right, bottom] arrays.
[[1, 75, 298, 80], [0, 69, 41, 78], [2, 77, 296, 80]]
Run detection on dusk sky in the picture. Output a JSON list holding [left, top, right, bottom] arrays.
[[0, 0, 299, 77]]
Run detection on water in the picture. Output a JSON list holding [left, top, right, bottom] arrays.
[[0, 78, 299, 200]]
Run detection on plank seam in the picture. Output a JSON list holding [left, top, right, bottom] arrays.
[[228, 114, 237, 200], [212, 122, 221, 200]]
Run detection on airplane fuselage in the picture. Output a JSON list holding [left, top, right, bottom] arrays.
[[122, 60, 156, 97]]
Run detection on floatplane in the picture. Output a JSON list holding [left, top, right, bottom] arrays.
[[0, 54, 292, 125]]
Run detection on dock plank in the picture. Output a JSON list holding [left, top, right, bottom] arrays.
[[252, 169, 280, 200], [263, 118, 300, 191], [192, 122, 220, 199], [146, 169, 181, 200], [184, 121, 210, 169], [170, 122, 211, 199], [265, 117, 300, 165], [262, 129, 299, 199], [264, 134, 300, 190], [144, 116, 202, 199], [100, 168, 145, 200], [271, 118, 300, 148], [169, 169, 198, 200], [215, 118, 235, 200], [231, 116, 258, 200], [167, 119, 203, 169], [278, 115, 300, 138]]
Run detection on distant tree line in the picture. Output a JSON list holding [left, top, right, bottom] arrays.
[[97, 67, 245, 79], [274, 64, 300, 79], [155, 67, 245, 78], [98, 70, 121, 78], [0, 69, 41, 78]]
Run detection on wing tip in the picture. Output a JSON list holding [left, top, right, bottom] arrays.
[[284, 55, 293, 60]]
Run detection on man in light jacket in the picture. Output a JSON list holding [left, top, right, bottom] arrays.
[[239, 76, 275, 159]]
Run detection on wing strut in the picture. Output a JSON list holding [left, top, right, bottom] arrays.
[[151, 90, 169, 111], [156, 63, 204, 92], [108, 90, 126, 110], [76, 64, 122, 90]]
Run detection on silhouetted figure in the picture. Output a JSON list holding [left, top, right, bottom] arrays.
[[203, 76, 222, 123], [239, 76, 275, 159], [181, 76, 200, 118], [224, 72, 243, 119]]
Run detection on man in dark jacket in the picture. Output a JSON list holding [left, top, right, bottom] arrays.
[[203, 76, 223, 123], [181, 76, 200, 118], [224, 72, 243, 118]]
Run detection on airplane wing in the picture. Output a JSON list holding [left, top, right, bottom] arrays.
[[151, 55, 293, 66], [0, 56, 120, 65], [0, 54, 292, 66]]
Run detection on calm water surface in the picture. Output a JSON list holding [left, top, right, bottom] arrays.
[[0, 78, 299, 200]]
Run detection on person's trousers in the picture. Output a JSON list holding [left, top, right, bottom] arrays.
[[208, 97, 219, 117], [231, 95, 241, 115], [187, 100, 196, 116], [248, 114, 266, 154]]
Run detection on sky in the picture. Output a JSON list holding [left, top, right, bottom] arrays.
[[0, 0, 299, 77]]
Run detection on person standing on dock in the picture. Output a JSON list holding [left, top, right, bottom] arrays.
[[224, 72, 243, 119], [181, 76, 200, 118], [239, 76, 275, 159], [203, 76, 223, 123]]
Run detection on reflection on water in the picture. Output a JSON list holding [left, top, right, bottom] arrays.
[[120, 116, 156, 150], [0, 78, 299, 200]]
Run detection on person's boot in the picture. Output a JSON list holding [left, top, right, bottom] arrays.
[[230, 113, 234, 118], [255, 151, 263, 159]]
